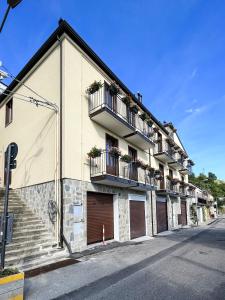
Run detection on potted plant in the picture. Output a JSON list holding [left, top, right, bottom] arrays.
[[147, 166, 155, 177], [140, 112, 148, 121], [109, 147, 121, 157], [0, 268, 24, 299], [130, 105, 139, 114], [86, 81, 102, 94], [109, 83, 120, 95], [153, 127, 159, 132], [87, 146, 102, 158], [155, 175, 163, 181], [120, 154, 132, 163], [122, 95, 131, 106], [147, 131, 155, 138], [133, 159, 143, 168], [147, 119, 154, 127], [171, 178, 179, 185], [166, 175, 172, 180], [141, 163, 148, 170]]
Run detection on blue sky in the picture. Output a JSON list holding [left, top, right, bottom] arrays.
[[0, 0, 225, 179]]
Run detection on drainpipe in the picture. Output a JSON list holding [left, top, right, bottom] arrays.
[[149, 149, 155, 236], [57, 35, 72, 254]]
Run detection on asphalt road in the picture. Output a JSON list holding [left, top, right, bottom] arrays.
[[25, 218, 225, 300]]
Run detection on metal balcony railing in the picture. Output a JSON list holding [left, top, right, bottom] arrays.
[[90, 150, 156, 186], [179, 184, 187, 196], [89, 85, 155, 142], [155, 141, 176, 159], [166, 180, 179, 193]]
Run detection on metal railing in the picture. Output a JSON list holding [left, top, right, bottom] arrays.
[[89, 84, 155, 142], [90, 150, 156, 186], [179, 184, 187, 196], [166, 180, 179, 192], [155, 141, 176, 159]]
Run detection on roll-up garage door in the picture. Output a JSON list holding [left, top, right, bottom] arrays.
[[156, 197, 168, 233], [87, 192, 114, 244], [130, 200, 146, 239], [181, 200, 187, 225]]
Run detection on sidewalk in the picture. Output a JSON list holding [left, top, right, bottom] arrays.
[[24, 223, 215, 300]]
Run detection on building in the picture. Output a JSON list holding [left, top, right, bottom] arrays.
[[0, 20, 195, 268]]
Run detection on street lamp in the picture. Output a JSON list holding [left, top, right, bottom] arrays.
[[0, 0, 23, 33]]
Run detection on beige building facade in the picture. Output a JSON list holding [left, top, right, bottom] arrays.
[[0, 20, 197, 255]]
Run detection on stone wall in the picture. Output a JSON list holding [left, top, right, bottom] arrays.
[[62, 178, 155, 252]]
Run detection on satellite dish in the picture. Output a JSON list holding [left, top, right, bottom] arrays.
[[7, 0, 23, 9]]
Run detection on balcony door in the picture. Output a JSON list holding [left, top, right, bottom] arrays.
[[128, 146, 138, 181], [158, 132, 162, 152], [159, 164, 164, 189], [106, 134, 119, 176], [169, 169, 173, 190], [105, 83, 117, 113]]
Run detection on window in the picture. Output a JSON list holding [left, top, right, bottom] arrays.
[[5, 99, 13, 126]]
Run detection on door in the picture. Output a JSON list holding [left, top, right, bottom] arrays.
[[158, 132, 162, 152], [105, 82, 117, 112], [106, 134, 119, 176], [159, 164, 164, 189], [130, 200, 146, 239], [156, 198, 168, 233], [181, 201, 187, 225], [87, 192, 114, 244], [128, 146, 138, 181]]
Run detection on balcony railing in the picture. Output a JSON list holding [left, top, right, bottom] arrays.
[[90, 150, 156, 188], [179, 184, 187, 196], [89, 85, 156, 147], [166, 180, 179, 193]]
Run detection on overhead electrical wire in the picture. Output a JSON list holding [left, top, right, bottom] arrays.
[[0, 65, 58, 111]]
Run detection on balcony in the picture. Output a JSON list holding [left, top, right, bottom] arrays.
[[179, 184, 188, 198], [89, 84, 155, 150], [154, 141, 177, 163], [156, 179, 179, 197], [168, 157, 185, 171], [179, 164, 192, 175], [90, 150, 156, 191], [187, 188, 195, 198]]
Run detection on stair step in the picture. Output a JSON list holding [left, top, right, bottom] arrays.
[[13, 228, 48, 238], [6, 238, 56, 251], [6, 248, 63, 267], [6, 242, 55, 257], [12, 233, 52, 243], [14, 216, 40, 222], [13, 224, 46, 232]]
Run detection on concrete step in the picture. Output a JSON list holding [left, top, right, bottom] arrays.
[[14, 216, 40, 222], [12, 232, 52, 244], [13, 220, 44, 227], [13, 224, 46, 232], [13, 228, 48, 238], [6, 242, 56, 258], [6, 247, 63, 267], [6, 238, 56, 251]]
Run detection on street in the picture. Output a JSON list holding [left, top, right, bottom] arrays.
[[25, 218, 225, 300]]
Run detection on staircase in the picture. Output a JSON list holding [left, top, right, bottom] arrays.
[[0, 189, 67, 271]]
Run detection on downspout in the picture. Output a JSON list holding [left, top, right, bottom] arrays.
[[149, 149, 155, 236], [58, 35, 72, 254]]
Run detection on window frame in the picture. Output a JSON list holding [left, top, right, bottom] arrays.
[[5, 98, 13, 127]]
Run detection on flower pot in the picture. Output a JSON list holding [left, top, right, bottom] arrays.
[[0, 272, 24, 299]]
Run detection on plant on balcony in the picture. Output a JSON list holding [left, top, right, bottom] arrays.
[[87, 146, 102, 158], [109, 147, 121, 157], [122, 95, 131, 106], [141, 163, 148, 170], [153, 126, 159, 132], [171, 178, 179, 185], [109, 82, 120, 95], [130, 104, 139, 114], [133, 159, 143, 168], [155, 175, 164, 181], [147, 131, 155, 138], [147, 166, 155, 177], [147, 119, 154, 127], [86, 81, 102, 95], [120, 154, 132, 163], [140, 112, 148, 121], [166, 175, 172, 180]]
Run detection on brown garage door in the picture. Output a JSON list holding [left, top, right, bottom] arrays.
[[87, 192, 114, 245], [130, 201, 146, 239], [181, 200, 187, 225], [156, 199, 168, 233]]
